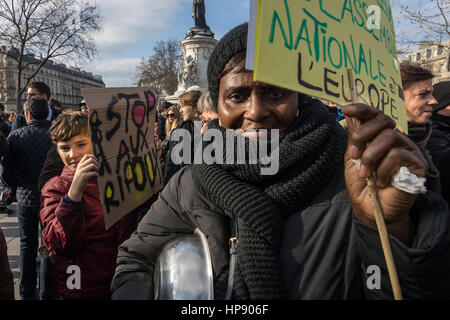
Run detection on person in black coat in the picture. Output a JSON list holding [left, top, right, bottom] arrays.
[[1, 98, 52, 300], [0, 104, 11, 138], [427, 81, 450, 204], [163, 89, 202, 185], [111, 23, 450, 300], [11, 82, 58, 132]]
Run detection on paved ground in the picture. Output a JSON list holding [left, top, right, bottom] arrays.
[[0, 202, 20, 299]]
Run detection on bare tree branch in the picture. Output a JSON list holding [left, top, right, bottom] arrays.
[[136, 40, 183, 96], [0, 0, 102, 111]]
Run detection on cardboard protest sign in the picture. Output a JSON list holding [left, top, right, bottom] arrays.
[[251, 0, 408, 133], [82, 87, 163, 229]]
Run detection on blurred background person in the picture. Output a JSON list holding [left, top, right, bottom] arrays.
[[196, 91, 218, 134], [165, 105, 181, 138], [427, 81, 450, 204], [49, 99, 63, 118], [0, 103, 11, 137], [79, 100, 88, 114], [8, 111, 16, 125], [163, 87, 202, 185], [0, 227, 14, 299]]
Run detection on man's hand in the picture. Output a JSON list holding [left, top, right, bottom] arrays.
[[341, 104, 427, 245], [67, 154, 99, 202]]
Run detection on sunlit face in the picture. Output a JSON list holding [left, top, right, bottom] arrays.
[[180, 103, 196, 122], [201, 110, 218, 124], [26, 87, 47, 102], [56, 132, 93, 171], [167, 111, 177, 123], [217, 69, 298, 138], [404, 79, 438, 125]]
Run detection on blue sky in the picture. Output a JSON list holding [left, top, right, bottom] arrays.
[[81, 0, 250, 87], [80, 0, 446, 87]]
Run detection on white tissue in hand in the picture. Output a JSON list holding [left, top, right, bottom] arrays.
[[351, 159, 427, 194], [392, 166, 427, 194]]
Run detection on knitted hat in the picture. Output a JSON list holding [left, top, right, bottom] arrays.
[[208, 22, 248, 110], [433, 81, 450, 112]]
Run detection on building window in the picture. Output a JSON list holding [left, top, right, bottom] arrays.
[[426, 49, 431, 59], [416, 53, 421, 61], [437, 46, 444, 56]]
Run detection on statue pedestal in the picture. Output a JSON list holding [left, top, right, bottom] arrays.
[[166, 34, 218, 104]]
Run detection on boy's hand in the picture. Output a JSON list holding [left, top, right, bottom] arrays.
[[67, 154, 99, 202]]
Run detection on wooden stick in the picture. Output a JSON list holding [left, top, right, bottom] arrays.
[[347, 69, 403, 300]]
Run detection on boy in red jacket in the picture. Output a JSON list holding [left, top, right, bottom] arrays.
[[40, 111, 131, 299]]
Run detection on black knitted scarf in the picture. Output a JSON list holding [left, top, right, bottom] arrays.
[[192, 99, 347, 299]]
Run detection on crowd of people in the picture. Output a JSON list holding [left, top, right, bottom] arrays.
[[0, 22, 449, 300]]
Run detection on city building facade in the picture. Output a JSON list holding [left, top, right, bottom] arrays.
[[0, 51, 104, 111], [401, 40, 450, 84]]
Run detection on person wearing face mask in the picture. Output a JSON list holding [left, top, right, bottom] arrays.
[[111, 23, 450, 300]]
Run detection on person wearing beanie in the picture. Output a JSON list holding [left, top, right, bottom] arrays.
[[426, 81, 450, 204], [111, 23, 450, 300]]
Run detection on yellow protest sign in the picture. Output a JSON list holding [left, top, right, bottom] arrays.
[[82, 87, 163, 229], [253, 0, 407, 133]]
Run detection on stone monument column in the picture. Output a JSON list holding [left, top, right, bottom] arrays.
[[166, 0, 218, 104]]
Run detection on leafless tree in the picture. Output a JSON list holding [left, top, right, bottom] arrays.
[[136, 40, 183, 96], [397, 0, 449, 44], [0, 0, 102, 111], [396, 0, 449, 70]]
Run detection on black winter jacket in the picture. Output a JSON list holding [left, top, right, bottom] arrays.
[[163, 120, 200, 186], [427, 114, 450, 204], [1, 120, 52, 206], [111, 166, 450, 300], [427, 114, 450, 163], [38, 144, 64, 190]]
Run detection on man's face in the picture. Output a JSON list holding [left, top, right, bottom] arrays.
[[56, 133, 93, 172], [404, 79, 438, 125], [26, 87, 47, 102], [217, 69, 298, 138]]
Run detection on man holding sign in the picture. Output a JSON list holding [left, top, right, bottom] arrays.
[[112, 23, 450, 300]]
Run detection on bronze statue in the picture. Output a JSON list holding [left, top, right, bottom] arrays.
[[192, 0, 207, 28]]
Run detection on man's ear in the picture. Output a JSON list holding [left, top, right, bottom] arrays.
[[24, 110, 33, 121]]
